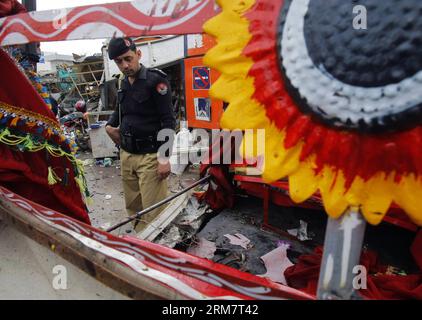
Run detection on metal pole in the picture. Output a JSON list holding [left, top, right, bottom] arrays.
[[106, 175, 211, 233], [22, 0, 36, 11], [317, 207, 367, 300], [22, 0, 38, 70]]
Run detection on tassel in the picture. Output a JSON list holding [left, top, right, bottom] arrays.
[[74, 173, 92, 205], [47, 166, 61, 185], [0, 128, 10, 140], [23, 135, 34, 150], [62, 168, 69, 186], [74, 175, 86, 194], [85, 196, 94, 206]]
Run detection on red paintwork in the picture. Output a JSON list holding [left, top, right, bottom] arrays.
[[0, 1, 217, 45], [244, 0, 422, 186], [234, 174, 418, 232], [0, 185, 315, 300], [122, 236, 315, 300]]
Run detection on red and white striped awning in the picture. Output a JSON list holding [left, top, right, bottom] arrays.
[[0, 0, 218, 46]]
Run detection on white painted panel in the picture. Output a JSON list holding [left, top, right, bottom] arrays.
[[103, 36, 186, 81], [187, 34, 204, 50]]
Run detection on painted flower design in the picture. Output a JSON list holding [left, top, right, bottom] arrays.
[[204, 0, 422, 226]]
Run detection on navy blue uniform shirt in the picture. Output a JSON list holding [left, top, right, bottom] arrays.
[[107, 65, 175, 139]]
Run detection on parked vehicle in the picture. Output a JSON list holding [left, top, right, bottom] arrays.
[[59, 100, 90, 151]]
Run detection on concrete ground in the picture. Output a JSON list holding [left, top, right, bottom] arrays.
[[0, 221, 128, 300]]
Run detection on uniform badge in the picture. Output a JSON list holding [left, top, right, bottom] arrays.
[[156, 83, 168, 95]]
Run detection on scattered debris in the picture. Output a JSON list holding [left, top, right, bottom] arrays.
[[187, 237, 217, 260], [277, 240, 291, 248], [95, 158, 113, 167], [174, 201, 209, 230], [82, 159, 94, 166], [153, 197, 209, 248], [215, 251, 246, 269], [385, 266, 408, 276], [136, 192, 190, 242], [155, 225, 182, 248], [103, 158, 113, 167], [90, 123, 102, 130], [287, 220, 313, 241], [259, 243, 294, 285], [99, 222, 111, 230], [224, 233, 252, 249]]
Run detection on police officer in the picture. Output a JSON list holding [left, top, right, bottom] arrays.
[[105, 37, 175, 233]]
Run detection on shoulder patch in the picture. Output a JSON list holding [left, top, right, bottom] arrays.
[[149, 68, 168, 78], [156, 82, 169, 95]]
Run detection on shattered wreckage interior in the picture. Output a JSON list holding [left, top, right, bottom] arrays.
[[85, 158, 418, 292], [167, 189, 418, 282]]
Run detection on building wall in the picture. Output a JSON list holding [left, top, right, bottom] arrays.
[[37, 53, 73, 75]]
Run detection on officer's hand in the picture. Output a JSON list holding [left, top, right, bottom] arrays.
[[157, 160, 171, 180], [105, 125, 120, 145]]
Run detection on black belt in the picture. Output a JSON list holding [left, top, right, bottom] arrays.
[[120, 134, 159, 154]]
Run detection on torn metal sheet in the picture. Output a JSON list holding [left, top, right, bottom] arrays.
[[153, 197, 209, 248], [156, 225, 183, 248], [224, 233, 252, 250], [136, 192, 190, 242], [173, 198, 209, 230], [259, 243, 294, 285], [215, 252, 247, 270], [287, 220, 313, 241], [187, 238, 217, 260]]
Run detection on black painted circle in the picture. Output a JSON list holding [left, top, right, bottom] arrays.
[[276, 0, 422, 133], [304, 0, 422, 87]]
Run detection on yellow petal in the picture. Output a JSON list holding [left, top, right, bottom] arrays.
[[394, 174, 422, 226], [319, 167, 348, 218], [289, 157, 319, 203], [358, 173, 394, 225]]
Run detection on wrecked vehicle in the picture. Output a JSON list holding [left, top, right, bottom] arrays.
[[0, 1, 421, 300]]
